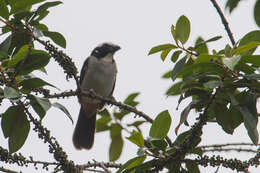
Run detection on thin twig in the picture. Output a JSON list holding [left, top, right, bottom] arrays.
[[202, 148, 257, 153], [210, 0, 236, 46], [0, 167, 20, 173], [200, 143, 259, 148]]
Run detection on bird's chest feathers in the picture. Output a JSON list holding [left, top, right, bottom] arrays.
[[81, 55, 116, 97]]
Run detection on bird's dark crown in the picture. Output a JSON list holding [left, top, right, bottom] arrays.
[[91, 43, 120, 59]]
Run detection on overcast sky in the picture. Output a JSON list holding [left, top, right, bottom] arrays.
[[0, 0, 259, 172]]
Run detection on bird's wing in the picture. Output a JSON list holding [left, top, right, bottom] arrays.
[[80, 57, 89, 85]]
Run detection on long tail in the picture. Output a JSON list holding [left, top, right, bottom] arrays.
[[73, 107, 96, 150]]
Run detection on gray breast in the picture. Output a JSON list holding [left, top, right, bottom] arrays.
[[81, 56, 117, 103]]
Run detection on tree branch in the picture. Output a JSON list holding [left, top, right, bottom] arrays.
[[210, 0, 236, 46]]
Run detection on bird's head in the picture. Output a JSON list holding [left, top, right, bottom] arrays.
[[91, 42, 121, 59]]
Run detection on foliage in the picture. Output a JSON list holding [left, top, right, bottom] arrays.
[[0, 0, 259, 173]]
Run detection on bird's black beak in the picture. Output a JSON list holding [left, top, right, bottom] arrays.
[[112, 45, 121, 53]]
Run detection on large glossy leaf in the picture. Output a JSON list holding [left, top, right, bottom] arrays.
[[8, 45, 29, 67], [148, 44, 177, 55], [1, 106, 30, 153], [233, 41, 260, 55], [124, 92, 140, 106], [213, 103, 235, 134], [9, 0, 46, 13], [0, 0, 9, 19], [161, 48, 172, 61], [254, 0, 260, 28], [3, 87, 21, 99], [222, 55, 241, 71], [149, 110, 171, 139], [116, 156, 146, 173], [166, 81, 183, 96], [126, 130, 144, 147], [171, 50, 182, 63], [239, 30, 260, 55], [109, 124, 123, 161], [240, 55, 260, 67], [186, 160, 200, 173], [28, 95, 51, 119], [171, 56, 186, 82], [114, 93, 140, 120], [229, 92, 258, 145], [42, 31, 66, 48], [0, 35, 11, 53], [96, 109, 111, 132], [150, 138, 168, 151], [175, 15, 190, 44], [195, 54, 222, 64], [36, 1, 62, 13], [52, 102, 73, 124], [19, 50, 51, 75], [20, 77, 57, 91], [194, 37, 208, 54]]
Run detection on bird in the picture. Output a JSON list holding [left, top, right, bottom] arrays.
[[73, 42, 120, 150]]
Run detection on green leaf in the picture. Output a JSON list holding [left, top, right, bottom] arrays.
[[171, 56, 186, 82], [116, 156, 146, 173], [234, 41, 260, 55], [171, 25, 177, 41], [180, 62, 224, 78], [126, 130, 144, 147], [161, 48, 172, 61], [52, 102, 73, 124], [162, 70, 172, 79], [0, 0, 9, 19], [0, 51, 8, 60], [1, 106, 30, 153], [212, 103, 235, 134], [148, 44, 177, 55], [42, 31, 66, 48], [239, 30, 260, 55], [174, 130, 201, 148], [240, 55, 260, 67], [203, 80, 222, 89], [229, 92, 258, 145], [4, 87, 20, 99], [171, 50, 182, 63], [149, 110, 171, 139], [34, 10, 49, 21], [166, 81, 183, 96], [195, 54, 222, 64], [19, 50, 51, 75], [225, 0, 240, 13], [175, 15, 190, 44], [186, 160, 200, 173], [150, 138, 168, 151], [36, 1, 62, 13], [8, 45, 29, 67], [124, 92, 140, 107], [96, 118, 111, 132], [20, 77, 57, 91], [0, 35, 11, 53], [9, 0, 46, 13], [244, 74, 260, 80], [254, 0, 260, 28], [109, 124, 123, 161], [28, 95, 51, 119], [222, 55, 241, 71], [194, 37, 208, 54]]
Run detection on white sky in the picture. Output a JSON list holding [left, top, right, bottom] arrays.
[[0, 0, 259, 172]]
